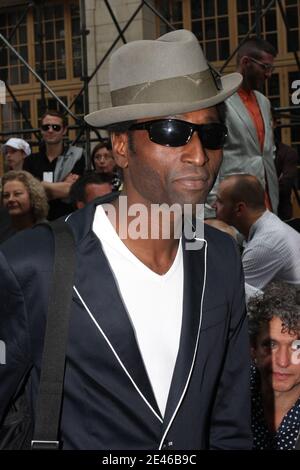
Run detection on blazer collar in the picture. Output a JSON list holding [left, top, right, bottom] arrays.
[[230, 92, 259, 150], [253, 91, 270, 152], [160, 235, 206, 440], [66, 190, 120, 243]]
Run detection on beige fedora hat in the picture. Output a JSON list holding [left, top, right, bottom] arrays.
[[85, 29, 242, 129]]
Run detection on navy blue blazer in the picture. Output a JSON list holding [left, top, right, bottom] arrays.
[[0, 194, 252, 450]]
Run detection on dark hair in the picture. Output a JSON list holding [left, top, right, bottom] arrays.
[[237, 37, 277, 63], [40, 110, 68, 128], [222, 174, 266, 210], [248, 281, 300, 344], [69, 171, 114, 205]]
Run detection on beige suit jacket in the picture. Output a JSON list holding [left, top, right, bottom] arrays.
[[206, 91, 279, 217]]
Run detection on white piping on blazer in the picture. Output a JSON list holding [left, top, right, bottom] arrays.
[[158, 239, 207, 449], [73, 285, 163, 423]]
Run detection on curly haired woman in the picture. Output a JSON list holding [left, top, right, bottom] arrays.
[[1, 170, 48, 242]]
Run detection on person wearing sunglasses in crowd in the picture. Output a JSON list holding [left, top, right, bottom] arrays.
[[206, 37, 279, 219], [23, 110, 86, 220], [0, 30, 252, 450]]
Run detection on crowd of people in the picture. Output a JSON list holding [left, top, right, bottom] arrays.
[[0, 29, 299, 450], [0, 111, 120, 242]]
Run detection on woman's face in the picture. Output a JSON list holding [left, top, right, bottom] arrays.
[[2, 180, 31, 217], [93, 147, 116, 174]]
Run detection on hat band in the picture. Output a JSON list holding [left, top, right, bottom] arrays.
[[111, 70, 221, 107]]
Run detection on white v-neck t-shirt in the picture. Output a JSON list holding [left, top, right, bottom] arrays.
[[92, 205, 184, 416]]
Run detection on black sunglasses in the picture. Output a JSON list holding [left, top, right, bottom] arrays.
[[129, 119, 227, 149], [41, 124, 62, 132]]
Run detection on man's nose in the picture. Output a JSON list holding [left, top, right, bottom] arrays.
[[275, 346, 290, 368], [181, 132, 208, 166]]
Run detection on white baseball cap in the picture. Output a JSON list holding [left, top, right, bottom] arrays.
[[2, 138, 31, 156]]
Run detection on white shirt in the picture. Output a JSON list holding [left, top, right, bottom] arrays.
[[243, 210, 300, 289], [92, 205, 184, 416]]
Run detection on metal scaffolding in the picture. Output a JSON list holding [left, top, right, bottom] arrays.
[[0, 0, 299, 158]]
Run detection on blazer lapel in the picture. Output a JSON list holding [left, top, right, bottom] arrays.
[[229, 93, 259, 150], [68, 199, 162, 422], [161, 235, 207, 437]]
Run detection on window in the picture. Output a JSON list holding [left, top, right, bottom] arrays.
[[0, 10, 29, 85], [157, 0, 183, 35], [285, 0, 300, 52], [0, 1, 81, 85], [33, 2, 82, 82], [0, 0, 83, 161], [34, 4, 66, 81], [71, 2, 82, 78], [0, 100, 31, 138], [191, 0, 229, 62], [155, 0, 230, 62], [263, 73, 280, 108], [236, 0, 278, 51]]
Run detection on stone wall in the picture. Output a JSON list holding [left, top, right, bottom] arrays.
[[85, 0, 156, 116]]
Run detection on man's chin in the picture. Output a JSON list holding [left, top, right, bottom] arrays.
[[171, 192, 207, 209], [253, 83, 264, 92]]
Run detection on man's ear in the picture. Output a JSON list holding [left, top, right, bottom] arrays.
[[235, 201, 246, 216], [240, 55, 250, 67], [111, 132, 129, 169]]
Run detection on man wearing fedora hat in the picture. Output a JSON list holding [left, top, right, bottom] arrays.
[[0, 30, 252, 449]]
